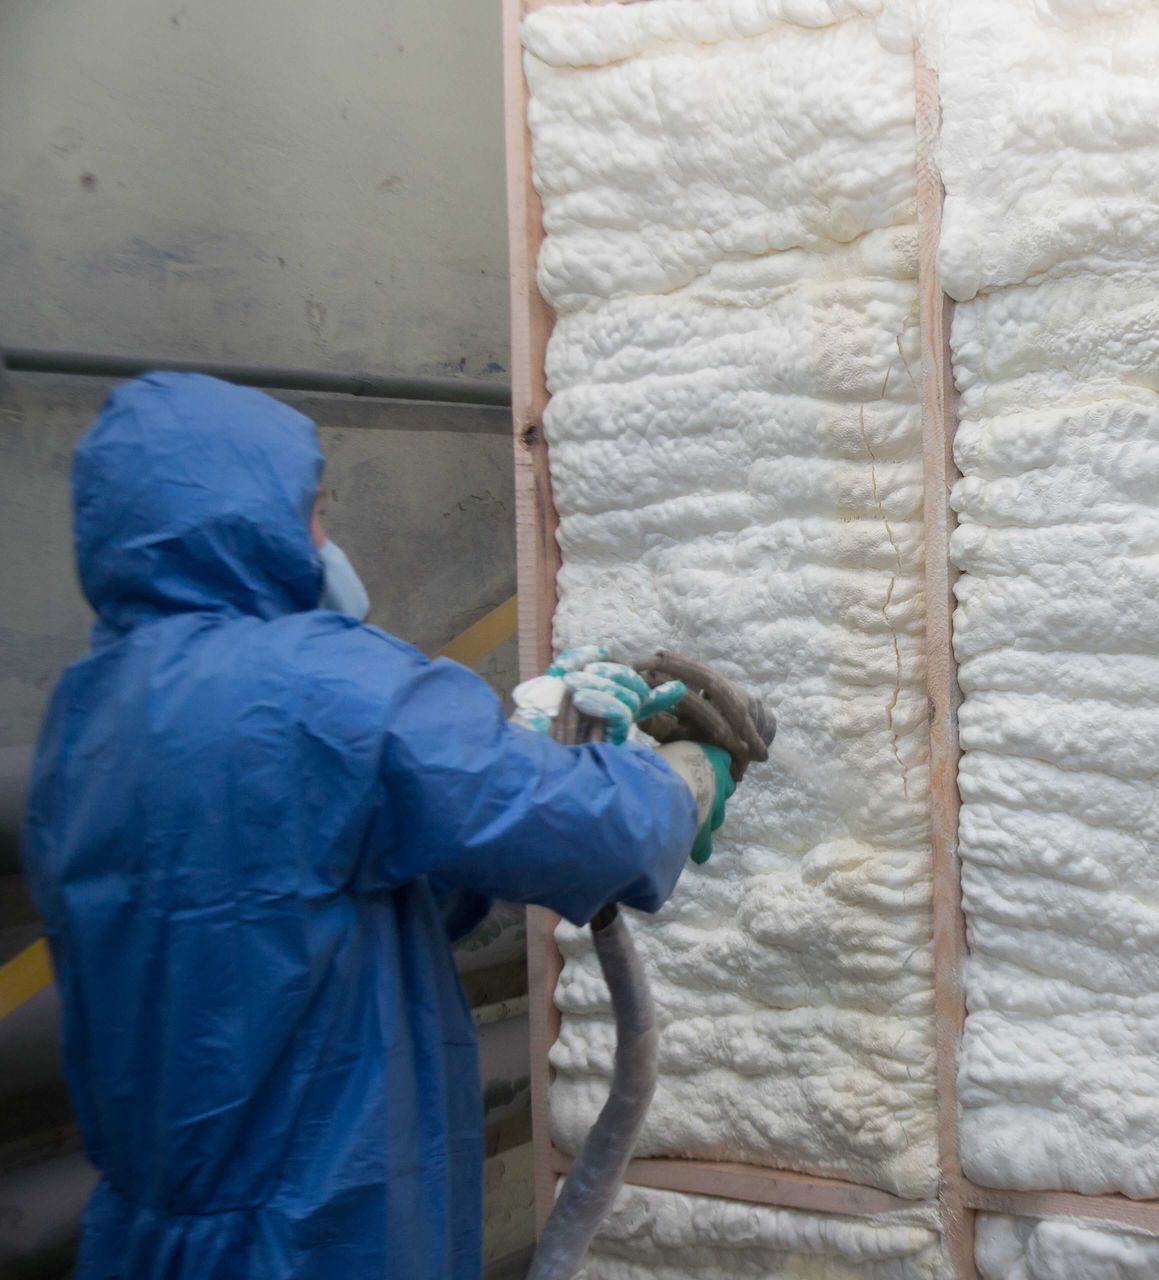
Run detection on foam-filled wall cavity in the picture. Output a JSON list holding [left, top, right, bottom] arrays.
[[523, 0, 936, 1197], [975, 1214, 1159, 1280], [585, 1185, 949, 1279], [940, 0, 1159, 1196]]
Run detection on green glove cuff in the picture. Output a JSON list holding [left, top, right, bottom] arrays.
[[689, 744, 736, 864]]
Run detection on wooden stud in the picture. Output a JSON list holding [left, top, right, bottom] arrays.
[[962, 1184, 1159, 1237], [915, 57, 976, 1280], [503, 0, 568, 1233], [503, 0, 561, 685], [526, 908, 564, 1231], [551, 1150, 935, 1219], [545, 1149, 1159, 1240]]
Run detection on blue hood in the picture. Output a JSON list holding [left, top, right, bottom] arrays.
[[73, 373, 324, 637]]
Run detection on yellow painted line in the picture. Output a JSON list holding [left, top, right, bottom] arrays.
[[436, 595, 518, 668], [0, 937, 54, 1022]]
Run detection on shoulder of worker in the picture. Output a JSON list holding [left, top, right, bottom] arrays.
[[265, 608, 496, 718]]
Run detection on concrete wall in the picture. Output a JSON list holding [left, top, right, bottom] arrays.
[[0, 375, 517, 749], [0, 0, 518, 733], [0, 0, 519, 736], [0, 0, 528, 1270], [0, 0, 511, 378]]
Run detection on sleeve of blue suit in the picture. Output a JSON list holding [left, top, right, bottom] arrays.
[[374, 652, 699, 926]]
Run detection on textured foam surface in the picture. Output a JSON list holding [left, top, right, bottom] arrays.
[[942, 0, 1159, 1195], [976, 1215, 1159, 1280], [524, 1, 936, 1198], [584, 1185, 948, 1279], [937, 0, 1159, 304]]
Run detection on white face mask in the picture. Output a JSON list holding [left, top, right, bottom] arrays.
[[318, 539, 370, 621]]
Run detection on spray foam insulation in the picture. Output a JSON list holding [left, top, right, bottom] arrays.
[[522, 0, 1159, 1271], [525, 0, 934, 1200], [941, 0, 1159, 1202]]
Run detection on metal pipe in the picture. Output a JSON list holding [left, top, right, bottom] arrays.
[[2, 347, 513, 409], [0, 746, 32, 878]]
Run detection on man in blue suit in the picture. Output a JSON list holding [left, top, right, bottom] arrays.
[[22, 374, 735, 1279]]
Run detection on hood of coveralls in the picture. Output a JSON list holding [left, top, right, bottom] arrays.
[[73, 372, 325, 638]]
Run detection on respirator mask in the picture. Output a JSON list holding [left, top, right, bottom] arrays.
[[318, 540, 370, 622]]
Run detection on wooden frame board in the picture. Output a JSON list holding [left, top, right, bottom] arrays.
[[551, 1150, 933, 1219], [503, 2, 1159, 1270], [915, 59, 977, 1280], [503, 0, 560, 685], [503, 0, 566, 1231]]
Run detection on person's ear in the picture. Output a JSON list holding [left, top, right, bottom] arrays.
[[310, 486, 327, 549]]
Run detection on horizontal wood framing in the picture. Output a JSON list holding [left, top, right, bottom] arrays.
[[551, 1149, 933, 1219], [505, 0, 1159, 1266], [962, 1185, 1159, 1237]]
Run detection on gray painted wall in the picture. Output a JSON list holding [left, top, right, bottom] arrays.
[[0, 0, 528, 1269], [1, 375, 517, 750], [0, 0, 511, 379], [0, 0, 518, 739]]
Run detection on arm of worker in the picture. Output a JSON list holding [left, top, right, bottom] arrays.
[[373, 655, 700, 927]]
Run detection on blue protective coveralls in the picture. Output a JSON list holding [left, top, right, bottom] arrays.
[[20, 374, 698, 1280]]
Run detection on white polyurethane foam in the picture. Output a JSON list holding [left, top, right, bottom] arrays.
[[584, 1185, 948, 1280], [976, 1215, 1159, 1280], [937, 0, 1159, 305], [524, 1, 937, 1199], [942, 0, 1159, 1198]]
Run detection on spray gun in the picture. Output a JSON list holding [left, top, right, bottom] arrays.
[[527, 653, 776, 1280]]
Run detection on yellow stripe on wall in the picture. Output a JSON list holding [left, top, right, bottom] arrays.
[[436, 595, 518, 668], [0, 937, 54, 1022]]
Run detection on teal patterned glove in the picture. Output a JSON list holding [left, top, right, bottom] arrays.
[[512, 649, 686, 744]]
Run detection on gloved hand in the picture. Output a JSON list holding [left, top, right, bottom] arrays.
[[634, 651, 773, 784], [511, 646, 686, 745], [656, 741, 736, 864]]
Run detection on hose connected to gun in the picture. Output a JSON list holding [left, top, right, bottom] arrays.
[[526, 711, 658, 1280], [527, 654, 775, 1280]]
